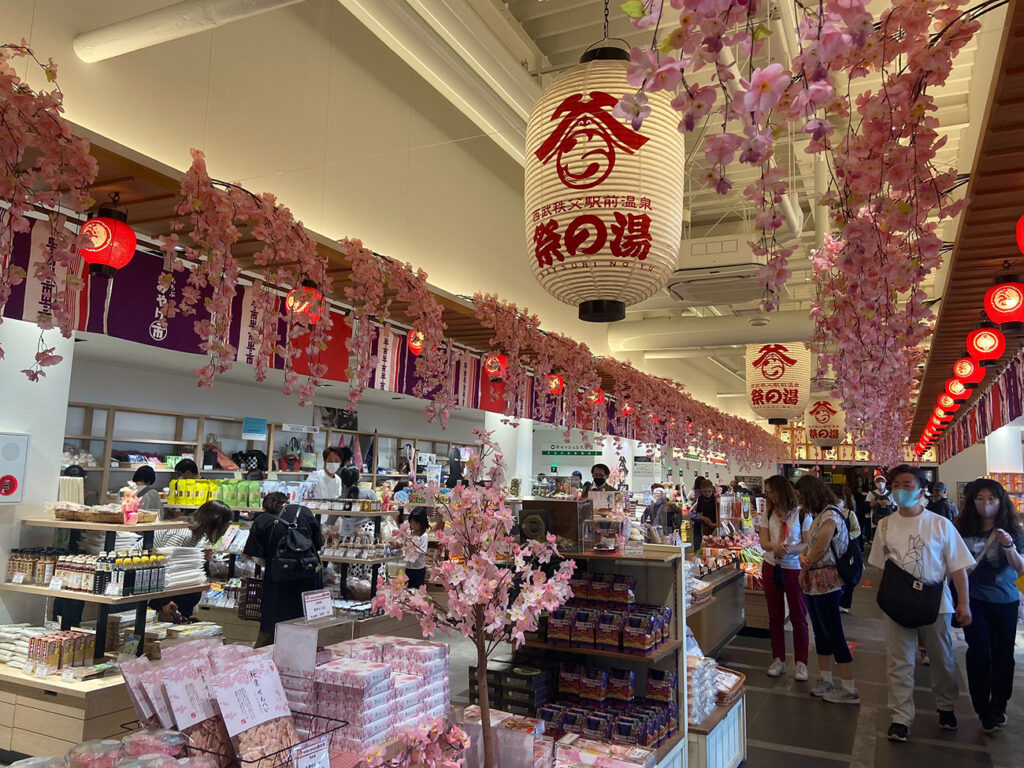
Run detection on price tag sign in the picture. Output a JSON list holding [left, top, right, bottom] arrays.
[[623, 541, 645, 558], [11, 573, 24, 584], [47, 577, 64, 591], [61, 669, 76, 683], [291, 736, 329, 768], [105, 583, 121, 597], [301, 589, 334, 622]]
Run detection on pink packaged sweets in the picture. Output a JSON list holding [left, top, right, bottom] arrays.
[[120, 730, 186, 758], [164, 657, 233, 767], [113, 755, 179, 768], [211, 657, 298, 768], [209, 643, 256, 673], [66, 740, 122, 768], [338, 719, 391, 742], [279, 673, 316, 693], [140, 668, 176, 729], [314, 659, 391, 689], [387, 656, 448, 679], [177, 759, 219, 768], [393, 673, 423, 698], [119, 656, 160, 729], [381, 642, 447, 664]]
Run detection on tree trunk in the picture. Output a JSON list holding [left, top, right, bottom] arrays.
[[474, 607, 495, 768]]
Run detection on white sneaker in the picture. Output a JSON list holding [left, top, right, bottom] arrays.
[[766, 659, 786, 678], [823, 687, 861, 705], [795, 662, 809, 682], [810, 679, 835, 697]]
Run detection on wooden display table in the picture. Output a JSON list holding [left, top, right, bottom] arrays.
[[744, 587, 785, 631], [0, 668, 131, 758], [687, 567, 744, 656], [687, 694, 747, 768]]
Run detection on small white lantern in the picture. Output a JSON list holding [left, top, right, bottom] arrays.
[[524, 48, 686, 322], [805, 397, 845, 449], [745, 343, 811, 425]]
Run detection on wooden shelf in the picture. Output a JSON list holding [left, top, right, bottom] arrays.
[[109, 438, 199, 445], [21, 517, 191, 532], [321, 555, 401, 566], [686, 595, 717, 618], [522, 637, 682, 664], [64, 434, 105, 441], [655, 730, 684, 763], [0, 581, 209, 605], [0, 665, 125, 698], [165, 504, 260, 513], [573, 547, 682, 564]]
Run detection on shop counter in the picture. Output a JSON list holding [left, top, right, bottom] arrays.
[[194, 604, 260, 644], [687, 694, 746, 768], [743, 586, 781, 631], [0, 667, 131, 759], [687, 566, 744, 656]]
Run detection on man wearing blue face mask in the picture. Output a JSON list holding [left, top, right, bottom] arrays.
[[868, 464, 975, 744]]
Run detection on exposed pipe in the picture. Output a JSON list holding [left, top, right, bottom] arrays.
[[814, 154, 828, 248], [644, 346, 745, 360], [402, 0, 541, 121], [73, 0, 306, 63], [609, 310, 813, 351], [336, 0, 527, 164]]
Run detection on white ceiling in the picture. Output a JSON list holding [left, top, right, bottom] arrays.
[[4, 0, 1008, 428]]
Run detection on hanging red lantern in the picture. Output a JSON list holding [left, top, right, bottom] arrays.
[[408, 329, 426, 356], [79, 199, 137, 277], [621, 398, 634, 416], [934, 407, 954, 423], [587, 388, 606, 405], [966, 324, 1006, 367], [945, 378, 969, 401], [285, 279, 324, 322], [936, 393, 961, 413], [545, 373, 564, 395], [984, 278, 1024, 330], [1016, 213, 1024, 256], [484, 353, 508, 381], [953, 356, 986, 388]]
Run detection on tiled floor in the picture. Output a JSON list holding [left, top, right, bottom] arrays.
[[722, 566, 1024, 768]]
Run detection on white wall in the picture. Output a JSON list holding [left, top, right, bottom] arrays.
[[0, 320, 75, 623], [938, 441, 988, 506]]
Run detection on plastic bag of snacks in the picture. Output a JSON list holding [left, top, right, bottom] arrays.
[[114, 756, 179, 768], [120, 730, 186, 757], [212, 657, 298, 768], [164, 657, 233, 767], [67, 739, 123, 768], [9, 758, 66, 768], [177, 758, 220, 768]]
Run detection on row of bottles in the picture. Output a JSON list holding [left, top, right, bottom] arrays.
[[46, 552, 167, 596]]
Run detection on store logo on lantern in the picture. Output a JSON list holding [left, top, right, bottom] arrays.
[[751, 344, 798, 381], [81, 219, 113, 251], [973, 330, 1000, 353], [808, 400, 838, 424], [990, 284, 1023, 313]]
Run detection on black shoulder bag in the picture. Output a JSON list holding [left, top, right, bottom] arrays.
[[267, 504, 321, 582], [829, 506, 863, 588], [875, 517, 943, 628]]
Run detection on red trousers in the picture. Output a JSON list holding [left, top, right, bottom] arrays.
[[762, 561, 809, 664]]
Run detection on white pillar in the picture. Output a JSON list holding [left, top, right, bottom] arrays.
[[0, 320, 75, 623], [986, 425, 1024, 474], [483, 412, 534, 484]]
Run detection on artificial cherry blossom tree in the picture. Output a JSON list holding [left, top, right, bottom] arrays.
[[372, 429, 576, 768], [362, 717, 468, 768]]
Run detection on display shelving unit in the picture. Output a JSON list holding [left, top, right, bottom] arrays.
[[1, 518, 208, 662], [63, 402, 476, 501]]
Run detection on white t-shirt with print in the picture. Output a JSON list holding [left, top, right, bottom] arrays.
[[759, 508, 812, 569], [867, 510, 975, 614]]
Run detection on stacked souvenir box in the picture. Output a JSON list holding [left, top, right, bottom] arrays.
[[462, 706, 552, 768], [314, 636, 450, 753], [468, 661, 556, 716], [553, 733, 656, 768], [543, 603, 672, 656]]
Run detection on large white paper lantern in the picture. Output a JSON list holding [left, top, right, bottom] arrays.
[[805, 397, 845, 448], [746, 343, 811, 425], [524, 48, 686, 322]]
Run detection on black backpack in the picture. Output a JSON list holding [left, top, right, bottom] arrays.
[[267, 504, 320, 582], [828, 505, 863, 588]]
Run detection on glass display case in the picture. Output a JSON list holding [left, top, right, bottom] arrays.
[[519, 498, 593, 554]]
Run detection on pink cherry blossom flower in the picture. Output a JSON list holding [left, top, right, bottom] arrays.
[[612, 92, 651, 131], [741, 63, 789, 115]]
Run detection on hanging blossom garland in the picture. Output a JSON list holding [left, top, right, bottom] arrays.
[[0, 42, 97, 373], [474, 292, 539, 424], [621, 0, 979, 460], [340, 241, 453, 424], [159, 149, 333, 404]]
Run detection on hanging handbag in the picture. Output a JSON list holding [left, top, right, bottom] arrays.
[[300, 438, 318, 472], [829, 506, 864, 588], [277, 437, 301, 472], [232, 450, 269, 473], [875, 517, 943, 628]]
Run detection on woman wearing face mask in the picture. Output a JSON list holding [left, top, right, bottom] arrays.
[[306, 446, 345, 500], [867, 464, 974, 743], [580, 463, 611, 499], [956, 479, 1024, 733]]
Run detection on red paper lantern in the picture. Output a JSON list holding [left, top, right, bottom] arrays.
[[945, 378, 969, 401], [966, 324, 1006, 367], [953, 356, 986, 388], [936, 393, 961, 413], [934, 407, 954, 423], [621, 400, 635, 416], [407, 329, 425, 356], [79, 206, 136, 277], [984, 279, 1024, 330], [1016, 213, 1024, 255], [545, 373, 564, 395], [285, 280, 324, 322], [484, 353, 508, 381], [587, 388, 606, 405]]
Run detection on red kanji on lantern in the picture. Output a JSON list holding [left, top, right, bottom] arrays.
[[945, 378, 969, 401], [937, 393, 961, 413], [984, 279, 1024, 329], [610, 212, 652, 260], [546, 373, 564, 395], [286, 280, 324, 322], [484, 353, 507, 381], [408, 329, 425, 356], [953, 356, 986, 388], [79, 200, 136, 277], [587, 388, 606, 405]]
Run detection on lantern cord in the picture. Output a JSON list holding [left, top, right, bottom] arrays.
[[101, 276, 113, 336], [603, 0, 609, 40]]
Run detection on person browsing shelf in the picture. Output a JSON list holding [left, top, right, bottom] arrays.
[[173, 458, 200, 480], [131, 465, 164, 516], [403, 507, 431, 590], [305, 445, 346, 500], [689, 479, 718, 552]]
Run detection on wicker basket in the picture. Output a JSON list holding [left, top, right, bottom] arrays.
[[238, 577, 264, 621], [715, 666, 745, 706]]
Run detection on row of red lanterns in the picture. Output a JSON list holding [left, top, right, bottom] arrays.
[[915, 225, 1024, 454]]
